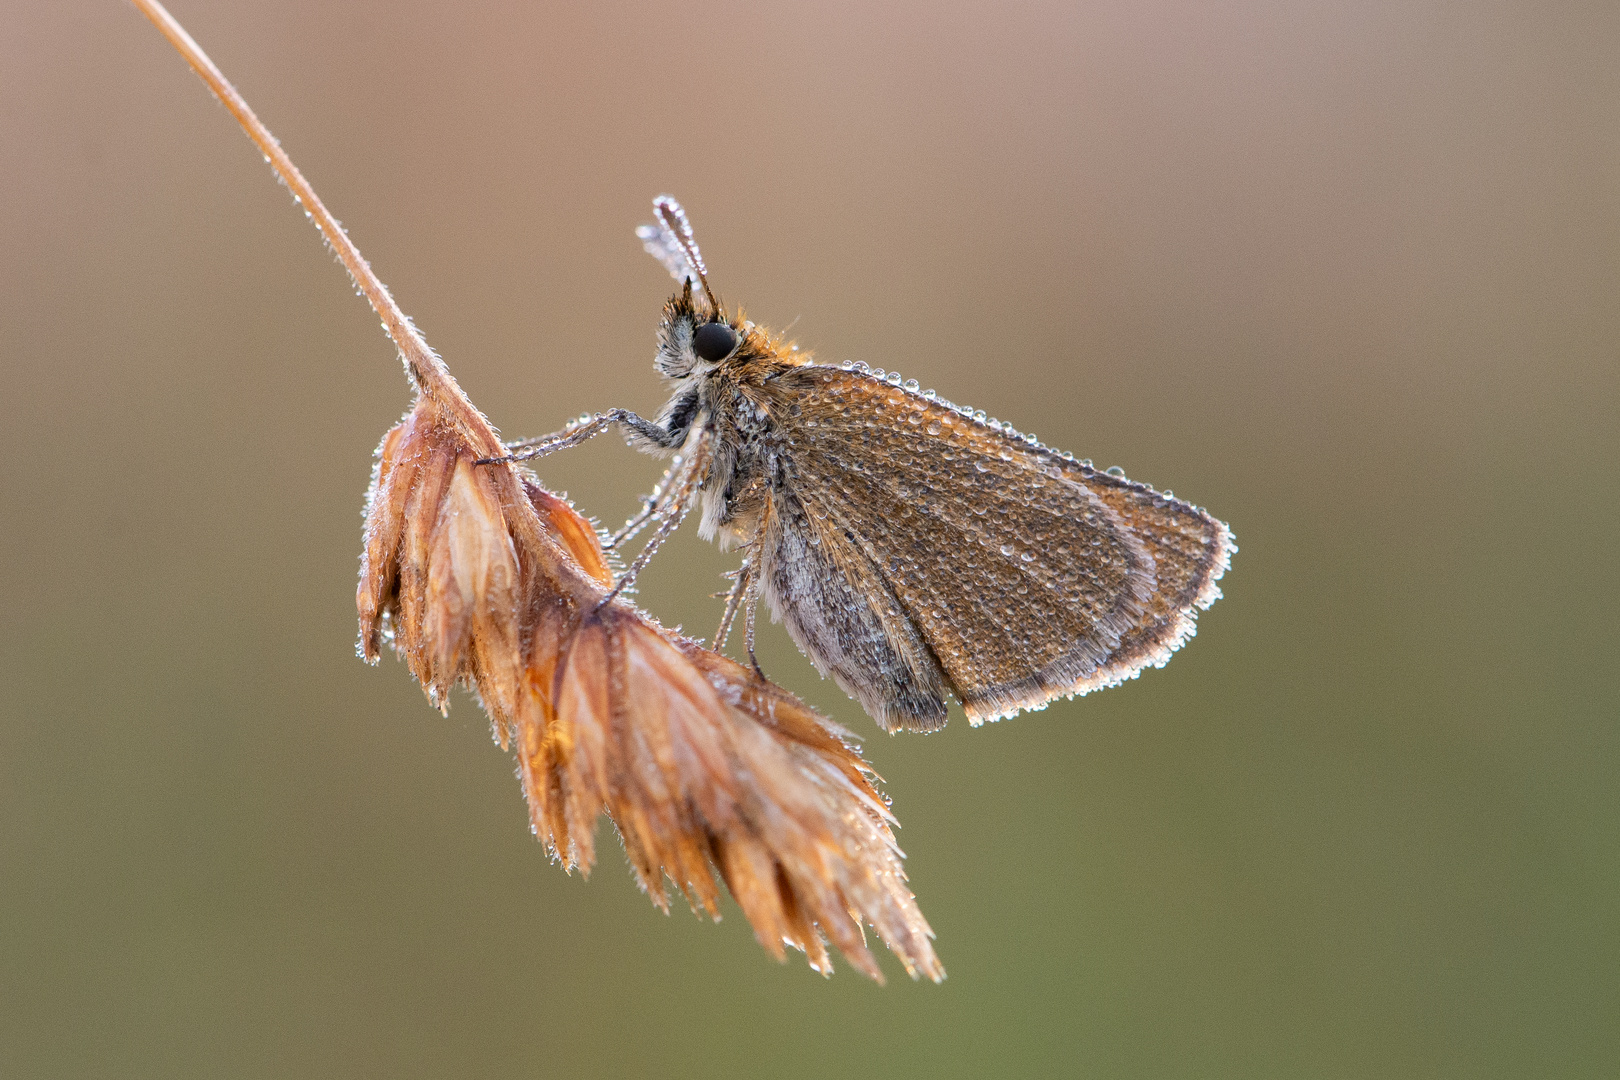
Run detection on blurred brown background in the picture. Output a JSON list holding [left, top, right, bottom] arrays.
[[3, 1, 1616, 1076]]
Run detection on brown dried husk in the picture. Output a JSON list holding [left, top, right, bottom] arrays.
[[357, 396, 941, 982]]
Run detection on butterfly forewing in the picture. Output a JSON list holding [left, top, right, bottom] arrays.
[[795, 447, 1142, 680], [759, 366, 1206, 726]]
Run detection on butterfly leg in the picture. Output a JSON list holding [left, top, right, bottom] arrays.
[[713, 560, 751, 652], [712, 477, 772, 650], [737, 510, 772, 680], [476, 413, 614, 465], [604, 455, 690, 552], [606, 494, 660, 553], [476, 408, 679, 466], [711, 501, 772, 678], [742, 564, 766, 681], [595, 432, 714, 610]]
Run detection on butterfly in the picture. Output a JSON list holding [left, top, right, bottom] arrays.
[[487, 197, 1234, 732]]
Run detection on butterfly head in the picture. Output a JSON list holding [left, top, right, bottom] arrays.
[[655, 278, 742, 378], [640, 195, 749, 378]]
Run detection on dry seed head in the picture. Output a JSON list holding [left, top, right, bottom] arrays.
[[358, 396, 941, 982]]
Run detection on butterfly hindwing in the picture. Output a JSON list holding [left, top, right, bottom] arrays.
[[760, 489, 953, 732]]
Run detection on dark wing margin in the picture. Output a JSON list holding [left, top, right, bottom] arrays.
[[1054, 463, 1234, 698]]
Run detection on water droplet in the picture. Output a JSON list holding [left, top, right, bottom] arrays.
[[1000, 544, 1016, 557], [1106, 465, 1125, 476], [886, 371, 903, 385], [926, 421, 941, 435]]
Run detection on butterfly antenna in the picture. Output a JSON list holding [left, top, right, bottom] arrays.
[[651, 195, 723, 317]]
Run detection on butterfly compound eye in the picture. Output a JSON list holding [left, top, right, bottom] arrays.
[[692, 321, 738, 362]]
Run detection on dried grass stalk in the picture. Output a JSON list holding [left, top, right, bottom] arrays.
[[128, 0, 939, 982]]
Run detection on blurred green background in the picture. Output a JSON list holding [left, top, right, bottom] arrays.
[[3, 1, 1616, 1076]]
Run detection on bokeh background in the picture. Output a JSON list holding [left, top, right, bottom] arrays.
[[3, 1, 1616, 1076]]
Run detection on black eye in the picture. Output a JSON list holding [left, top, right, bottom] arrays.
[[692, 321, 738, 362]]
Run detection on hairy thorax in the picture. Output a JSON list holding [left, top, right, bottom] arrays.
[[694, 350, 804, 551]]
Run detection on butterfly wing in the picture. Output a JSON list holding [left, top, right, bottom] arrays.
[[760, 486, 954, 732], [1064, 464, 1234, 694], [757, 366, 1232, 728]]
